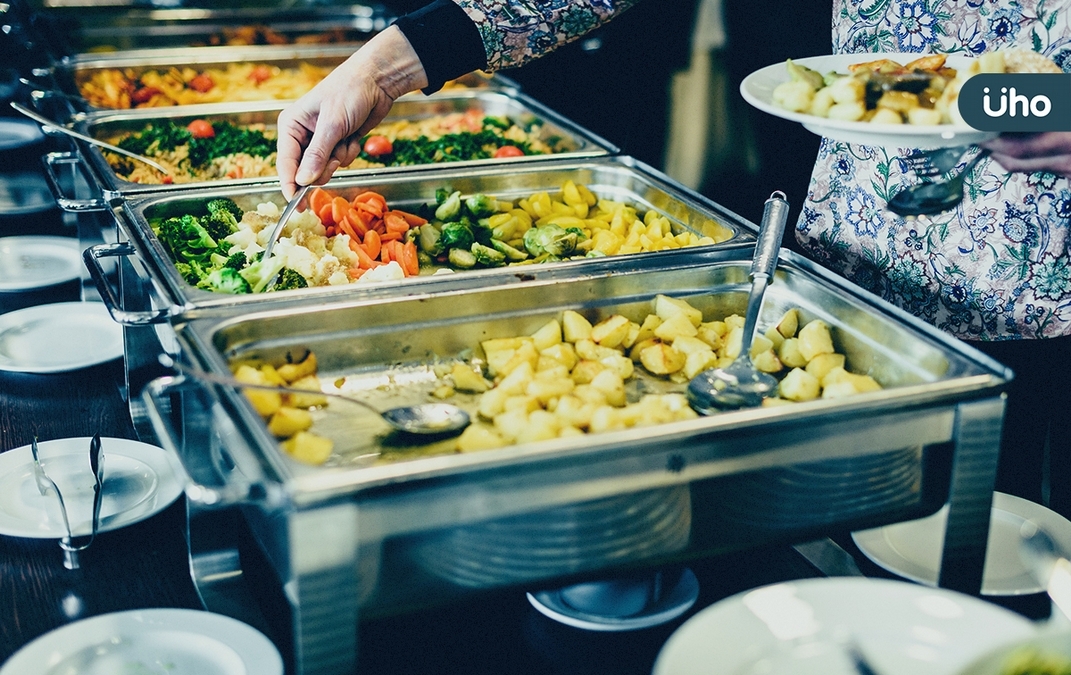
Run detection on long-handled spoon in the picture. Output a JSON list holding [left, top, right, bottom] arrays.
[[10, 101, 173, 176], [261, 184, 311, 262], [887, 150, 988, 217], [167, 357, 471, 436], [687, 191, 790, 413]]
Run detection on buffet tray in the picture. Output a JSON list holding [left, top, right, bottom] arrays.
[[71, 90, 617, 197], [39, 4, 390, 55], [90, 156, 750, 324], [51, 44, 517, 113]]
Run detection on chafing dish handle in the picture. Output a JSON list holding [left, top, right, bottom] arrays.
[[83, 243, 175, 326], [41, 151, 109, 212], [142, 375, 278, 509]]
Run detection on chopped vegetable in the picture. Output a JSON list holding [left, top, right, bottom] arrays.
[[187, 119, 215, 139]]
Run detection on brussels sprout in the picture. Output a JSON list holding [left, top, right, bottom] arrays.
[[490, 239, 528, 261], [523, 224, 577, 258], [544, 231, 578, 257], [435, 190, 462, 221], [464, 194, 498, 218], [448, 247, 477, 268], [471, 242, 506, 266], [418, 224, 443, 255], [440, 221, 474, 250]]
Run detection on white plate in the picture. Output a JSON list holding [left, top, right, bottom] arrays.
[[0, 437, 186, 538], [957, 627, 1071, 675], [0, 301, 123, 373], [852, 492, 1071, 596], [0, 608, 282, 675], [0, 236, 81, 292], [652, 577, 1036, 675], [740, 53, 998, 148]]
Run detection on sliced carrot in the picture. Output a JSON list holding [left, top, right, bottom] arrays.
[[402, 240, 419, 276], [352, 242, 377, 269], [325, 225, 337, 238], [355, 201, 384, 220], [394, 209, 427, 227], [308, 187, 332, 216], [363, 229, 381, 260], [384, 213, 409, 235], [347, 267, 367, 280], [379, 230, 403, 242], [317, 202, 335, 227], [352, 191, 388, 211], [337, 217, 359, 242], [331, 196, 351, 228], [344, 209, 368, 237], [380, 242, 391, 263], [388, 240, 404, 270]]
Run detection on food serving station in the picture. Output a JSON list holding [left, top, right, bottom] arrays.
[[0, 1, 1049, 674]]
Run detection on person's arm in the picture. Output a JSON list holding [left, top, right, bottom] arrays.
[[980, 133, 1071, 178]]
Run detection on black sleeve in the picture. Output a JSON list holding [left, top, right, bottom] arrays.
[[392, 0, 488, 94]]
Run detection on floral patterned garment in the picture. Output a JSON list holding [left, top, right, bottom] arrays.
[[453, 0, 640, 70], [798, 0, 1071, 340]]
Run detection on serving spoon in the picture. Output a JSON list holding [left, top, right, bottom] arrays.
[[9, 101, 173, 176], [167, 357, 472, 436], [687, 191, 790, 413], [887, 150, 988, 217]]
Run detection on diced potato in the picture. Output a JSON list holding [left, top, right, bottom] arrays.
[[482, 336, 534, 376], [827, 75, 865, 104], [907, 107, 943, 126], [654, 295, 703, 327], [761, 397, 794, 407], [629, 337, 661, 363], [752, 348, 784, 373], [534, 364, 571, 381], [574, 339, 622, 361], [808, 86, 835, 117], [775, 309, 800, 338], [478, 386, 510, 419], [530, 319, 563, 351], [764, 325, 785, 350], [639, 343, 686, 375], [590, 369, 627, 407], [558, 426, 585, 438], [827, 101, 866, 121], [571, 359, 607, 384], [281, 431, 333, 465], [242, 388, 283, 418], [599, 354, 635, 380], [724, 314, 746, 332], [772, 79, 815, 112], [496, 361, 535, 395], [498, 341, 540, 378], [797, 320, 836, 362], [553, 395, 594, 430], [870, 107, 903, 124], [259, 364, 287, 386], [562, 310, 594, 342], [620, 321, 643, 349], [527, 377, 576, 404], [456, 423, 508, 452], [433, 384, 455, 399], [540, 342, 578, 371], [683, 349, 719, 379], [634, 314, 663, 344], [722, 327, 743, 360], [451, 363, 492, 393], [697, 322, 726, 350], [672, 335, 715, 356], [750, 333, 774, 358], [503, 395, 542, 413], [820, 381, 860, 399], [493, 407, 530, 441], [515, 410, 561, 444], [805, 353, 845, 381], [284, 375, 328, 409], [588, 406, 623, 433], [267, 406, 314, 438], [779, 367, 821, 402], [573, 384, 609, 407], [778, 337, 809, 368], [591, 315, 632, 348], [276, 352, 318, 383], [821, 367, 882, 394]]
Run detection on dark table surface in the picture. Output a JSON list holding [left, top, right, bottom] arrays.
[[0, 187, 1050, 674]]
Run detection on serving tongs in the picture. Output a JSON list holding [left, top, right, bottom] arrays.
[[30, 434, 105, 570]]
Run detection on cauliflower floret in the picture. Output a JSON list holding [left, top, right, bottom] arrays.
[[275, 238, 319, 281], [327, 270, 350, 285], [241, 207, 277, 234], [284, 209, 324, 237], [330, 234, 359, 268], [358, 261, 406, 284], [256, 202, 281, 218], [290, 229, 328, 257], [312, 254, 343, 286]]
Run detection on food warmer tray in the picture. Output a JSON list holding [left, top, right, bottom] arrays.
[[45, 44, 518, 113], [58, 90, 618, 198], [38, 4, 391, 55], [142, 249, 1010, 675]]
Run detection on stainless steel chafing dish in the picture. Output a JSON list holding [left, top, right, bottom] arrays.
[[142, 249, 1010, 675], [46, 44, 517, 113], [39, 4, 390, 54], [58, 90, 617, 198]]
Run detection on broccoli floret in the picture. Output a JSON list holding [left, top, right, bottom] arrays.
[[239, 255, 287, 293], [271, 268, 309, 291], [206, 198, 243, 220], [223, 252, 248, 271], [174, 262, 203, 285], [464, 194, 498, 219], [203, 208, 239, 242], [159, 214, 217, 266], [197, 267, 251, 294]]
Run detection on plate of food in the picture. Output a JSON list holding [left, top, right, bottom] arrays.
[[957, 626, 1071, 675], [652, 577, 1037, 675], [740, 50, 1061, 148]]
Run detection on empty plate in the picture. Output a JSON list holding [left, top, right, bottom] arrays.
[[0, 301, 123, 373], [0, 236, 81, 291]]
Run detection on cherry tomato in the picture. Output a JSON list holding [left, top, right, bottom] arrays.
[[188, 73, 215, 93], [363, 135, 393, 157], [248, 65, 273, 85], [186, 119, 215, 139], [130, 87, 161, 104], [494, 145, 524, 158]]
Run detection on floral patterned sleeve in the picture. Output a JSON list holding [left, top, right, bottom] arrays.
[[453, 0, 642, 70]]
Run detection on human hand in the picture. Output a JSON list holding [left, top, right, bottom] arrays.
[[979, 132, 1071, 178], [276, 26, 428, 199]]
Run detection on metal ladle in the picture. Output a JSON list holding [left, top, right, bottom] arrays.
[[687, 191, 790, 413], [167, 358, 471, 436], [887, 150, 987, 217], [10, 101, 173, 176]]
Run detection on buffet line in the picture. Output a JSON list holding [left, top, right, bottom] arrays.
[[0, 2, 1029, 674]]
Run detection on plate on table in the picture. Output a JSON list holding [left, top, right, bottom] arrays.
[[0, 436, 186, 538], [0, 608, 282, 675], [852, 491, 1071, 596], [0, 301, 123, 373], [740, 52, 997, 148], [652, 577, 1037, 675], [0, 236, 81, 291]]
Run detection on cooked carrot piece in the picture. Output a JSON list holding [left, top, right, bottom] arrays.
[[347, 267, 367, 280], [355, 201, 383, 220], [363, 229, 382, 260], [380, 242, 391, 263], [384, 213, 409, 234], [337, 218, 359, 242], [394, 209, 427, 227], [402, 240, 419, 276], [344, 208, 369, 236], [308, 187, 332, 216], [353, 242, 376, 269], [331, 197, 351, 228], [353, 191, 388, 211], [317, 202, 335, 226], [379, 231, 403, 242]]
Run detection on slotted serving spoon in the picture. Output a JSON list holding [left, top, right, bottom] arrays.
[[10, 101, 173, 176], [167, 357, 471, 436], [687, 191, 790, 413]]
